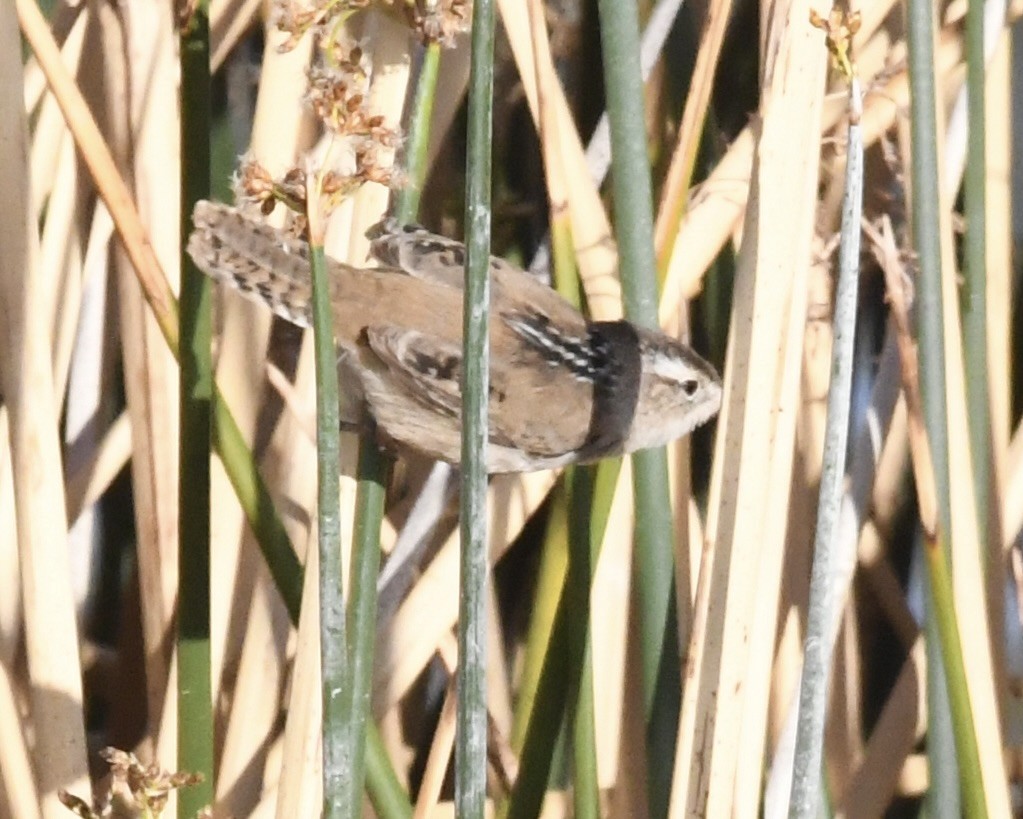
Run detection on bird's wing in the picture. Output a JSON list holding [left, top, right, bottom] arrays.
[[365, 219, 465, 289], [361, 325, 465, 420], [365, 220, 585, 328], [361, 320, 596, 459]]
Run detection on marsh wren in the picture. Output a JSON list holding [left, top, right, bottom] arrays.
[[187, 200, 721, 472]]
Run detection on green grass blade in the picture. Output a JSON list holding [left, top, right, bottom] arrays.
[[178, 5, 214, 812], [963, 0, 990, 566], [211, 405, 303, 622], [594, 1, 679, 813], [343, 437, 388, 816], [307, 232, 350, 818], [396, 41, 441, 222], [906, 0, 986, 811]]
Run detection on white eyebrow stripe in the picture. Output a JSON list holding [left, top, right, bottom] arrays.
[[650, 355, 694, 383]]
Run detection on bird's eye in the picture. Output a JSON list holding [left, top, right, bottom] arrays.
[[681, 379, 700, 398]]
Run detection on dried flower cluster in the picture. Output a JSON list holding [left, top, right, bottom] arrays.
[[58, 748, 206, 818], [234, 151, 398, 222], [233, 35, 402, 217], [306, 56, 395, 143], [234, 0, 472, 225], [276, 0, 470, 51]]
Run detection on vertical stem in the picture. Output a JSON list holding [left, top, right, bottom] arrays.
[[594, 1, 678, 814], [789, 78, 863, 818], [963, 0, 989, 566], [395, 41, 441, 222], [343, 439, 388, 816], [906, 0, 950, 555], [307, 220, 348, 817], [905, 0, 957, 811], [178, 5, 214, 813], [457, 0, 496, 814]]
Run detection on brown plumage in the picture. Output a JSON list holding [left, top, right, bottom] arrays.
[[187, 200, 721, 472]]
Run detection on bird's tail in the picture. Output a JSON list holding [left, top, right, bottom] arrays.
[[187, 200, 319, 328]]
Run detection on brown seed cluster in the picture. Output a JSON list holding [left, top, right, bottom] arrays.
[[233, 40, 402, 218], [58, 748, 206, 818], [235, 0, 470, 224]]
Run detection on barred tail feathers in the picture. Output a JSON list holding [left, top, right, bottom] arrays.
[[187, 200, 316, 327]]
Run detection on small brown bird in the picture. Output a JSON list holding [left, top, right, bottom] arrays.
[[187, 200, 721, 472]]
